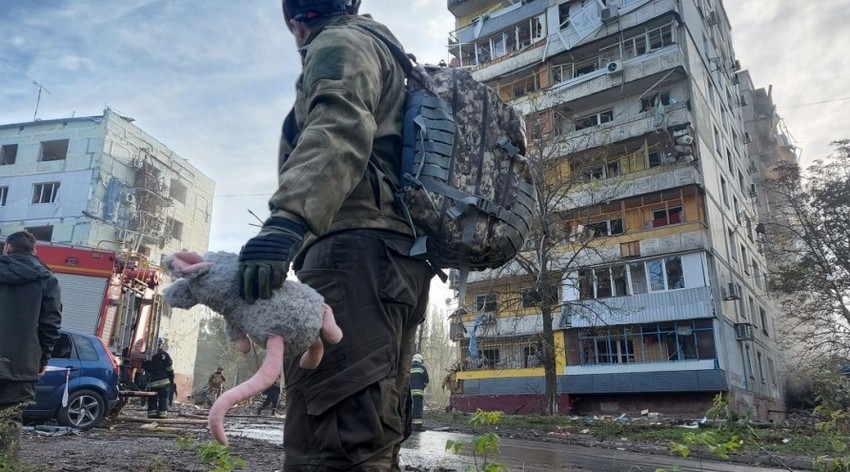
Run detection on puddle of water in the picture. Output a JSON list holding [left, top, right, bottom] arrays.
[[229, 424, 475, 469], [225, 424, 786, 472], [227, 423, 283, 445]]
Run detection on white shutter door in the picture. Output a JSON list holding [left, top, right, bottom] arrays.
[[54, 273, 108, 333]]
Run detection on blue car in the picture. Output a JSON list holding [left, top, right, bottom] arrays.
[[23, 328, 121, 430]]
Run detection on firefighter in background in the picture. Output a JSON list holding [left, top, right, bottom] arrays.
[[410, 353, 429, 432], [143, 338, 174, 418], [208, 366, 227, 404]]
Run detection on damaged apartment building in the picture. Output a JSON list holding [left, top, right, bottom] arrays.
[[446, 0, 785, 419], [0, 108, 215, 397]]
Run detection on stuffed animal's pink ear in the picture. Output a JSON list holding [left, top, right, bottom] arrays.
[[171, 251, 213, 273]]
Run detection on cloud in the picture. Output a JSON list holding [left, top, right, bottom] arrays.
[[57, 55, 95, 72], [2, 0, 845, 254]]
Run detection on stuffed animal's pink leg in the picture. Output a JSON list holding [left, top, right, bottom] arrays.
[[321, 304, 343, 343], [234, 334, 251, 354], [170, 251, 213, 273], [299, 304, 343, 369], [209, 335, 283, 446]]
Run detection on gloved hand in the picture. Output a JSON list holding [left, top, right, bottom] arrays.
[[238, 216, 306, 304]]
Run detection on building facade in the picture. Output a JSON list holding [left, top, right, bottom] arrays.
[[446, 0, 785, 419], [0, 108, 215, 399]]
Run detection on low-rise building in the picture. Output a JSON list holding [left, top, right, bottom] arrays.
[[0, 108, 214, 399]]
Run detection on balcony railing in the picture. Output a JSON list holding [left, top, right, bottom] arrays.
[[458, 334, 544, 372], [564, 158, 701, 210], [542, 100, 691, 159], [562, 286, 713, 327], [448, 0, 494, 18], [512, 45, 687, 115]]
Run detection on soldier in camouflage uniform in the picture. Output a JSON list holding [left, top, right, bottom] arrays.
[[236, 1, 433, 469]]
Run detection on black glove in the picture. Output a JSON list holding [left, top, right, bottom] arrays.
[[238, 216, 305, 304]]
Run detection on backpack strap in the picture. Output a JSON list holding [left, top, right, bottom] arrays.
[[355, 24, 455, 282], [354, 24, 414, 76], [354, 24, 432, 256]]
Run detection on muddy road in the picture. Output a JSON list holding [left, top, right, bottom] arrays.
[[400, 429, 790, 471], [17, 412, 799, 472]]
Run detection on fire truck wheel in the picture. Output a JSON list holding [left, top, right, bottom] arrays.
[[57, 389, 106, 431]]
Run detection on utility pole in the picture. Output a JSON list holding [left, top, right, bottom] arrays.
[[32, 81, 50, 121]]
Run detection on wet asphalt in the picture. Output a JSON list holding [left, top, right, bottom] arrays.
[[229, 422, 789, 471]]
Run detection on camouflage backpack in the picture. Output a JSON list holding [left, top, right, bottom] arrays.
[[361, 26, 537, 273]]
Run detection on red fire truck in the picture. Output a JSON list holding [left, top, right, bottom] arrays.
[[33, 242, 166, 367]]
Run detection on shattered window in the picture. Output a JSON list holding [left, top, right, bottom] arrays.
[[32, 182, 60, 204], [40, 139, 69, 161]]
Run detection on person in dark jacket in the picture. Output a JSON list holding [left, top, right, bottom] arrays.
[[0, 231, 62, 460], [256, 376, 281, 415], [142, 338, 174, 418], [410, 353, 429, 432]]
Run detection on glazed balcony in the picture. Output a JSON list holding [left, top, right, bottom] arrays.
[[512, 45, 687, 116]]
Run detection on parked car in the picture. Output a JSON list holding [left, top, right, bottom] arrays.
[[23, 328, 121, 430]]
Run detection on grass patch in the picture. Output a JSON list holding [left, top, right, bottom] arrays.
[[426, 410, 845, 458]]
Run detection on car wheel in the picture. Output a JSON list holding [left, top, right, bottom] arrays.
[[57, 389, 106, 430]]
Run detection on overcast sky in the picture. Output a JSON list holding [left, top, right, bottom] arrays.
[[1, 1, 847, 278]]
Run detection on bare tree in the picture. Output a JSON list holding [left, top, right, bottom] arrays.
[[418, 304, 459, 410], [762, 139, 850, 365], [454, 100, 632, 415]]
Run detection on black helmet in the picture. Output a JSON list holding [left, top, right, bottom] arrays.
[[283, 0, 360, 23]]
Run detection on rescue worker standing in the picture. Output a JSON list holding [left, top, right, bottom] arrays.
[[207, 366, 227, 404], [0, 231, 62, 460], [410, 353, 429, 432], [143, 338, 174, 418], [235, 1, 432, 469]]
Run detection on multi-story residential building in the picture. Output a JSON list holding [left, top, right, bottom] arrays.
[[0, 108, 215, 399], [445, 0, 785, 419], [739, 71, 805, 400], [739, 71, 799, 226]]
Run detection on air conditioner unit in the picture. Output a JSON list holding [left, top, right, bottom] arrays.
[[606, 61, 624, 75], [734, 323, 754, 341], [723, 282, 740, 300], [601, 6, 619, 23], [731, 75, 740, 85], [731, 59, 741, 71], [706, 10, 719, 26], [124, 193, 136, 204], [738, 95, 748, 107], [743, 132, 752, 144]]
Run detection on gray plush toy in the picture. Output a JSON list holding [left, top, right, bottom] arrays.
[[162, 250, 342, 445]]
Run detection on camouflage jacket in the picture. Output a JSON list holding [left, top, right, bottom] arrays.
[[271, 14, 413, 257]]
